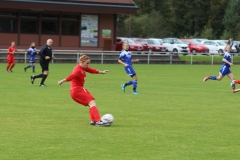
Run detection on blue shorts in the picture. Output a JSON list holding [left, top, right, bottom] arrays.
[[219, 65, 231, 76], [29, 57, 35, 63], [124, 65, 136, 76]]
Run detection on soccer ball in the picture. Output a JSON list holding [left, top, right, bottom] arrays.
[[101, 114, 114, 124]]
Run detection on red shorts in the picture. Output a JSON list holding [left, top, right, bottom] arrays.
[[70, 87, 95, 106], [7, 56, 15, 64]]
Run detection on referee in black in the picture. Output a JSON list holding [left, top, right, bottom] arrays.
[[31, 39, 53, 86]]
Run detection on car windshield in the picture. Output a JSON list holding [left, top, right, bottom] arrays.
[[173, 39, 184, 44], [123, 39, 135, 43], [216, 42, 226, 46], [191, 40, 201, 44], [147, 39, 160, 45], [182, 41, 189, 44]]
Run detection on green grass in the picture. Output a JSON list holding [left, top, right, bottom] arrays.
[[1, 63, 240, 160], [179, 55, 240, 63]]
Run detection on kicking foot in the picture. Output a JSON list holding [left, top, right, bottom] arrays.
[[30, 76, 35, 84], [132, 91, 139, 94], [39, 84, 46, 87], [95, 121, 111, 127], [121, 84, 126, 93], [203, 76, 210, 82], [233, 88, 240, 93], [90, 121, 96, 125]]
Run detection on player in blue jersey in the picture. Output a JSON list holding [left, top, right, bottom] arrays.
[[24, 42, 37, 73], [118, 42, 139, 94], [203, 45, 238, 93]]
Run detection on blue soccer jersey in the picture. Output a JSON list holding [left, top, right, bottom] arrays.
[[119, 50, 132, 66], [119, 50, 136, 76], [27, 47, 37, 62], [222, 52, 232, 67]]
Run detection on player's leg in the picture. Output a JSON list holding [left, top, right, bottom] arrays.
[[32, 62, 36, 73], [203, 66, 226, 82], [39, 70, 49, 86], [6, 62, 11, 72], [31, 61, 44, 84], [132, 74, 139, 94], [24, 62, 32, 72], [9, 60, 15, 72], [88, 100, 101, 124]]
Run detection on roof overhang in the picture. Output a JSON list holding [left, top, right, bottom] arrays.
[[0, 0, 138, 14]]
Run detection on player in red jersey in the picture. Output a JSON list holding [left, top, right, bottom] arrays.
[[6, 42, 17, 72], [58, 53, 110, 126]]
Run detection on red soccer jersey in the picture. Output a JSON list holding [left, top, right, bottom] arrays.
[[66, 65, 99, 90], [8, 46, 16, 58]]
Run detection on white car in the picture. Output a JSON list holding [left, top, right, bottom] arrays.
[[201, 40, 225, 54], [162, 38, 189, 54]]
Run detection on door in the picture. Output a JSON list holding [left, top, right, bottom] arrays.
[[103, 39, 112, 51]]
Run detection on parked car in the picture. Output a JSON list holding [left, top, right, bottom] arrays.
[[115, 37, 143, 51], [134, 39, 168, 53], [162, 38, 189, 54], [234, 41, 240, 53], [181, 39, 209, 54], [201, 40, 225, 54]]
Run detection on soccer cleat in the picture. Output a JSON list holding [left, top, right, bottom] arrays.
[[24, 68, 27, 72], [233, 88, 240, 93], [230, 80, 235, 88], [132, 91, 139, 94], [30, 76, 35, 84], [95, 121, 111, 127], [6, 71, 8, 73], [121, 84, 126, 93], [203, 76, 210, 82], [39, 84, 46, 87], [90, 121, 96, 125]]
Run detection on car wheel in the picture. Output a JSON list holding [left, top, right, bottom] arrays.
[[173, 49, 178, 55], [218, 49, 223, 54], [192, 49, 197, 55]]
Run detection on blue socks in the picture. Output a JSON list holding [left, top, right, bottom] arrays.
[[26, 65, 31, 69], [210, 76, 217, 80], [33, 66, 35, 72], [132, 80, 138, 91], [125, 80, 133, 86]]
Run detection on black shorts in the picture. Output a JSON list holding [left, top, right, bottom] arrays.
[[40, 60, 49, 72]]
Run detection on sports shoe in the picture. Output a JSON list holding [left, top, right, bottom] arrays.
[[24, 68, 27, 72], [6, 71, 8, 73], [121, 84, 126, 93], [90, 121, 96, 125], [39, 84, 46, 87], [132, 91, 139, 94], [231, 80, 235, 88], [95, 121, 111, 127], [203, 76, 210, 82], [30, 76, 35, 84], [233, 88, 240, 93]]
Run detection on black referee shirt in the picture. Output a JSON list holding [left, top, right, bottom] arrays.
[[38, 45, 52, 62]]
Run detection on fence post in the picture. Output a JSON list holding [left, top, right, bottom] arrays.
[[190, 53, 193, 65], [148, 50, 151, 64], [211, 54, 213, 65], [101, 50, 104, 64], [170, 52, 172, 65], [52, 51, 54, 63], [77, 51, 79, 64], [24, 51, 27, 64]]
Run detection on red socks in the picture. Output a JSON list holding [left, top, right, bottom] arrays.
[[89, 106, 101, 122], [6, 64, 11, 71], [234, 80, 240, 84]]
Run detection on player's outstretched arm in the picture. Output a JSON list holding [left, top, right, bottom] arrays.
[[118, 59, 128, 66], [131, 59, 139, 63], [99, 70, 109, 74], [58, 79, 66, 85]]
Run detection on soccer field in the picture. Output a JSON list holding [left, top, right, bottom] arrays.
[[1, 63, 240, 160]]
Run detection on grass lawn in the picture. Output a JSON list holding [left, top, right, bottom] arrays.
[[1, 63, 240, 160]]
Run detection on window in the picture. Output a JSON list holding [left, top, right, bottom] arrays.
[[0, 19, 17, 33], [0, 12, 17, 17], [21, 20, 38, 33], [41, 21, 59, 34], [62, 21, 79, 35], [62, 14, 79, 20], [81, 15, 98, 47]]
